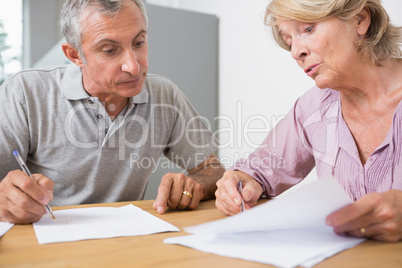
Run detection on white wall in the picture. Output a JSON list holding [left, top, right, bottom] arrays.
[[147, 0, 402, 184]]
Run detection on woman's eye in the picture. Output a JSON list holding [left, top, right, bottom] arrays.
[[305, 26, 314, 33]]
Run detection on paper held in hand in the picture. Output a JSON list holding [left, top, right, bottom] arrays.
[[165, 177, 366, 268]]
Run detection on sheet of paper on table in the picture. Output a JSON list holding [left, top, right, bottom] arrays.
[[33, 204, 179, 244], [0, 222, 14, 237], [164, 177, 365, 268]]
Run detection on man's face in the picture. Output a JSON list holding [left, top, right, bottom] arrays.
[[78, 2, 148, 100]]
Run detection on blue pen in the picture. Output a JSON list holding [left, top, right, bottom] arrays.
[[237, 181, 245, 212], [13, 150, 56, 221]]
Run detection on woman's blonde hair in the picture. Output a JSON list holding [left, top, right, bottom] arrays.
[[265, 0, 402, 65]]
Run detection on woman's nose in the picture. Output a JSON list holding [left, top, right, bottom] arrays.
[[291, 39, 309, 60]]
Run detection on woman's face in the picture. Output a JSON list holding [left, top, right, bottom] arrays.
[[278, 16, 365, 90]]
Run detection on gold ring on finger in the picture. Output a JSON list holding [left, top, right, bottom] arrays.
[[360, 227, 366, 237], [182, 190, 193, 199]]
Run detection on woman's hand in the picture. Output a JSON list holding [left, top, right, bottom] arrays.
[[215, 170, 263, 215], [326, 190, 402, 242]]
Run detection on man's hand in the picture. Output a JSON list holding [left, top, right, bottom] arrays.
[[153, 154, 225, 214], [0, 170, 54, 224], [153, 173, 203, 214], [326, 190, 402, 242], [215, 170, 262, 215]]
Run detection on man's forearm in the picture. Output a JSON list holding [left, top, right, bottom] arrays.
[[188, 161, 225, 200]]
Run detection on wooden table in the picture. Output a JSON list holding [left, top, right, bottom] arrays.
[[1, 200, 401, 268]]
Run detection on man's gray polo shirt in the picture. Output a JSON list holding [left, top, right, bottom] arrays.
[[0, 64, 217, 205]]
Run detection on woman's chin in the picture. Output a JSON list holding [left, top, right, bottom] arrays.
[[314, 78, 332, 90]]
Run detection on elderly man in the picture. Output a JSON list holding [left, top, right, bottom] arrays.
[[0, 0, 224, 224]]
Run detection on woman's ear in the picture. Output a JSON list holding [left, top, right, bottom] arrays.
[[355, 7, 371, 36], [62, 42, 85, 67]]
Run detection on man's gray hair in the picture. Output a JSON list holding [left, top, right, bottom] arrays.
[[60, 0, 148, 60]]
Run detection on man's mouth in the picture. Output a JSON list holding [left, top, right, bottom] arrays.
[[118, 75, 142, 85]]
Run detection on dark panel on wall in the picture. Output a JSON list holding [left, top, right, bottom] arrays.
[[145, 4, 219, 199]]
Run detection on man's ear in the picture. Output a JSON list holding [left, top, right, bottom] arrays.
[[355, 7, 371, 36], [62, 42, 85, 67]]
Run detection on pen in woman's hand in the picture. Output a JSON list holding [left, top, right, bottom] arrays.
[[237, 181, 245, 212], [13, 150, 56, 221]]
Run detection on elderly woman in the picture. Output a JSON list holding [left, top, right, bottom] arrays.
[[215, 0, 402, 242]]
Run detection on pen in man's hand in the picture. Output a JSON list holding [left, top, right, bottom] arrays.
[[237, 181, 245, 212], [13, 150, 56, 221]]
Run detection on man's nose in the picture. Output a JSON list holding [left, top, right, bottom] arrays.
[[121, 51, 140, 75]]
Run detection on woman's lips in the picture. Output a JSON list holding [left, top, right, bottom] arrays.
[[305, 64, 321, 77]]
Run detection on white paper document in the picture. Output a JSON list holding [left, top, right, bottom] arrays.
[[0, 222, 14, 237], [165, 177, 365, 268], [33, 204, 179, 244]]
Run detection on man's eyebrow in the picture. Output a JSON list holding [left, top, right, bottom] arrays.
[[93, 30, 148, 48], [135, 30, 147, 38], [93, 39, 120, 48]]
